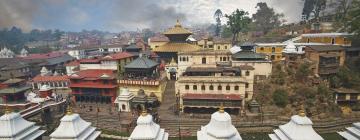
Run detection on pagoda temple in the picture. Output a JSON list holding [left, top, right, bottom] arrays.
[[0, 78, 31, 104], [129, 109, 169, 140], [153, 20, 201, 61], [268, 110, 323, 140], [50, 107, 101, 140], [197, 105, 242, 140], [0, 108, 46, 140], [338, 122, 360, 139]]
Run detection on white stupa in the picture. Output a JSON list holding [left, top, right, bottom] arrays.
[[0, 47, 15, 58], [282, 41, 298, 54], [269, 110, 323, 140], [0, 108, 46, 140], [114, 88, 134, 112], [197, 106, 242, 140], [20, 48, 29, 57], [50, 107, 101, 140], [40, 66, 52, 76], [338, 122, 360, 140], [129, 110, 169, 140]]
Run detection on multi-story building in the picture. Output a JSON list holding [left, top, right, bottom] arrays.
[[255, 43, 284, 61], [333, 88, 360, 106], [299, 33, 352, 46], [69, 69, 118, 104], [176, 65, 254, 114], [305, 45, 345, 76], [213, 38, 232, 51]]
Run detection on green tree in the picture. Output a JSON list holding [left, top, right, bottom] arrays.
[[252, 2, 284, 34], [225, 9, 252, 45], [349, 0, 360, 39], [272, 89, 288, 107], [301, 0, 327, 20], [295, 63, 311, 82], [214, 9, 223, 37]]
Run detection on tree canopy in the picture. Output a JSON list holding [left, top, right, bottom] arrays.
[[214, 9, 223, 37], [252, 2, 284, 34], [225, 9, 251, 44]]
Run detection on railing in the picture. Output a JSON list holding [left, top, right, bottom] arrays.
[[118, 79, 160, 86]]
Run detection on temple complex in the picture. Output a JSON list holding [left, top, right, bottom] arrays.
[[153, 20, 201, 61], [268, 110, 323, 140], [69, 69, 118, 104], [50, 107, 101, 140], [338, 122, 360, 140], [0, 108, 46, 140], [119, 55, 166, 102], [129, 109, 169, 140], [197, 106, 242, 140]]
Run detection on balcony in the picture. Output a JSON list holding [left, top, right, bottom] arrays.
[[178, 76, 247, 83], [118, 79, 160, 86]]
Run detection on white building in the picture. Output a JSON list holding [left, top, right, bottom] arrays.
[[50, 108, 101, 140], [0, 47, 15, 58], [0, 109, 46, 140], [129, 110, 169, 140], [197, 107, 242, 140], [282, 41, 305, 54], [20, 48, 29, 57], [268, 110, 323, 140], [338, 122, 360, 140], [114, 88, 134, 112]]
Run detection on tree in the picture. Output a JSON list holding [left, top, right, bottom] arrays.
[[225, 9, 252, 45], [349, 0, 360, 39], [252, 2, 284, 34], [272, 89, 288, 107], [295, 63, 311, 82], [301, 0, 327, 21], [214, 9, 223, 37]]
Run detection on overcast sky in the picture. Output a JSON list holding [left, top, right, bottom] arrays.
[[0, 0, 304, 32]]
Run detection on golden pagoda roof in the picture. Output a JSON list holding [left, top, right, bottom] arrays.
[[153, 42, 201, 52], [163, 20, 192, 35]]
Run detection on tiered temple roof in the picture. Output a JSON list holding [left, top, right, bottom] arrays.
[[197, 106, 242, 140], [129, 110, 169, 140], [0, 109, 46, 140], [268, 110, 323, 140], [50, 108, 101, 140], [338, 122, 360, 140]]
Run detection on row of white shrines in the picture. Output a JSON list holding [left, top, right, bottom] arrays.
[[0, 105, 359, 140]]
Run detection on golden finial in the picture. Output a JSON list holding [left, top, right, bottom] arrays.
[[299, 105, 306, 117], [170, 57, 176, 64], [141, 106, 148, 116], [66, 105, 73, 115], [175, 19, 181, 27], [4, 105, 11, 114], [219, 103, 225, 113]]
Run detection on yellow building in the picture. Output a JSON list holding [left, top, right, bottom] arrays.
[[197, 37, 214, 50], [299, 33, 352, 46], [255, 43, 284, 61], [213, 38, 232, 51]]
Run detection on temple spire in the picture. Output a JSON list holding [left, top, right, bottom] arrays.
[[66, 105, 73, 115], [299, 105, 306, 117], [175, 19, 181, 27], [219, 103, 224, 113], [4, 105, 11, 114], [141, 106, 148, 116]]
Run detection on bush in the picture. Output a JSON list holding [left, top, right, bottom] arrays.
[[272, 89, 288, 107]]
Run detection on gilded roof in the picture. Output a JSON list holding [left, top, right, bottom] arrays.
[[153, 42, 201, 52], [163, 20, 192, 35]]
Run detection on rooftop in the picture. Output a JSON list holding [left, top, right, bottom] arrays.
[[307, 45, 344, 52], [32, 75, 69, 82], [183, 93, 242, 101], [163, 20, 192, 35], [69, 69, 115, 80], [153, 42, 201, 52], [332, 87, 360, 94], [102, 52, 134, 60], [125, 56, 159, 69]]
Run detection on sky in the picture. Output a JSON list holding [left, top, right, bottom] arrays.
[[0, 0, 305, 32]]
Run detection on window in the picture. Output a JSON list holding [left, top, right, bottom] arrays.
[[202, 57, 206, 64], [245, 71, 250, 76], [185, 85, 189, 90], [218, 85, 222, 90], [209, 45, 214, 48], [201, 85, 205, 90], [226, 85, 230, 90], [245, 83, 249, 88], [218, 46, 220, 50], [260, 47, 264, 51], [271, 55, 275, 60], [272, 47, 275, 53], [224, 46, 227, 49], [234, 86, 239, 90], [186, 57, 189, 61], [307, 38, 310, 43], [193, 85, 197, 90], [155, 46, 159, 48], [331, 38, 335, 44], [209, 85, 214, 90], [122, 104, 126, 110], [245, 92, 248, 98]]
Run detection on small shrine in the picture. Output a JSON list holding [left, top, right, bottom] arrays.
[[197, 105, 242, 140], [165, 57, 178, 80], [0, 107, 46, 139], [114, 87, 134, 112], [39, 84, 53, 98], [50, 107, 101, 140], [268, 109, 323, 140], [129, 109, 169, 140]]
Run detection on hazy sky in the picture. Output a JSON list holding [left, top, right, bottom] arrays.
[[0, 0, 304, 32]]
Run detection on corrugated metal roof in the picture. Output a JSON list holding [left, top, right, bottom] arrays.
[[125, 56, 158, 69]]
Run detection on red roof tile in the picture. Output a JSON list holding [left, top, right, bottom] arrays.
[[102, 52, 133, 60], [183, 93, 242, 100], [32, 75, 69, 82], [69, 83, 117, 88], [69, 69, 115, 80], [65, 60, 80, 66], [79, 58, 101, 63], [22, 52, 65, 59]]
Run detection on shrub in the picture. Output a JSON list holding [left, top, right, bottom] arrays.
[[272, 89, 288, 107]]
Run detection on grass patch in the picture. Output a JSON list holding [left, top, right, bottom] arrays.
[[100, 129, 130, 137]]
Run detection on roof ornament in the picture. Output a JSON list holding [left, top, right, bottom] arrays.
[[175, 19, 182, 28], [299, 105, 306, 117], [4, 105, 11, 114], [66, 105, 73, 115], [141, 105, 148, 116], [219, 102, 225, 113], [170, 57, 176, 64]]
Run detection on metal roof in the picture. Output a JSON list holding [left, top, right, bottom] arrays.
[[125, 56, 159, 69]]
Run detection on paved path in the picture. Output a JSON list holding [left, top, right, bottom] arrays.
[[158, 80, 177, 120]]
